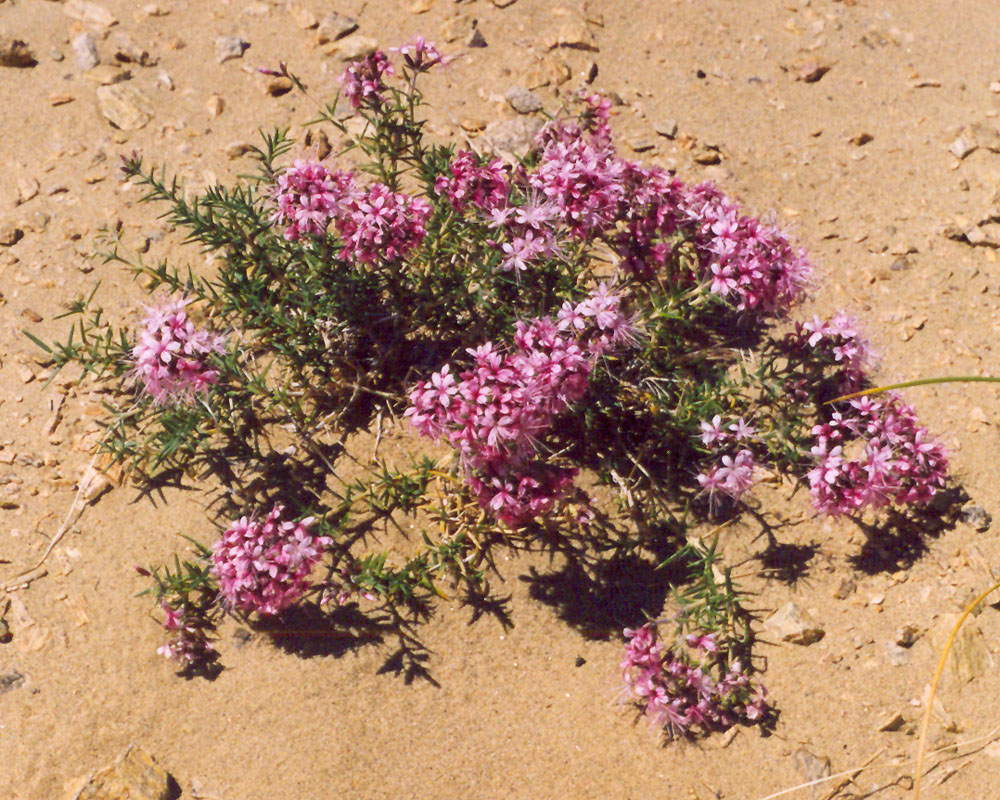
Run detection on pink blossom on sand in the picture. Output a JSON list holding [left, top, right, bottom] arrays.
[[131, 297, 226, 406], [808, 394, 948, 516], [156, 601, 217, 667], [406, 286, 637, 524], [621, 624, 769, 738], [211, 504, 332, 616]]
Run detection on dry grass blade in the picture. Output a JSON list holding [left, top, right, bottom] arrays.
[[913, 579, 1000, 799], [753, 720, 1000, 800]]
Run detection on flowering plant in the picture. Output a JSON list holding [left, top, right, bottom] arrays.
[[32, 39, 951, 734], [622, 623, 769, 738]]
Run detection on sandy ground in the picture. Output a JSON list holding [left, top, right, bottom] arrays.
[[3, 0, 1000, 798]]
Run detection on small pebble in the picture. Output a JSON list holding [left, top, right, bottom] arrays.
[[71, 32, 100, 71], [895, 624, 920, 648], [289, 4, 319, 28], [215, 36, 250, 64], [505, 85, 543, 114], [225, 142, 253, 159], [833, 577, 856, 599], [0, 36, 36, 68], [0, 223, 23, 247], [654, 119, 678, 138], [628, 138, 656, 153], [327, 34, 377, 61], [885, 642, 909, 666], [878, 711, 907, 732], [206, 94, 225, 118], [950, 135, 976, 159], [960, 503, 992, 532], [0, 670, 25, 693], [317, 12, 358, 44], [265, 77, 294, 97]]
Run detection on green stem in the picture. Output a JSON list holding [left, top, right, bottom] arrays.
[[833, 375, 1000, 403]]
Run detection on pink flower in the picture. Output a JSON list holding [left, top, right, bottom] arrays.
[[406, 289, 637, 525], [697, 449, 756, 505], [270, 160, 356, 241], [807, 394, 948, 516], [131, 297, 226, 405], [728, 418, 755, 441], [334, 183, 431, 264], [700, 415, 727, 446], [339, 51, 394, 110], [211, 504, 332, 615], [434, 151, 509, 214], [392, 37, 445, 72], [160, 600, 183, 631], [621, 624, 769, 737], [789, 311, 877, 394], [156, 603, 216, 667]]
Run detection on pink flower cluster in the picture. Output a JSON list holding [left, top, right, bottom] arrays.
[[211, 504, 332, 616], [339, 50, 394, 110], [529, 128, 625, 237], [407, 284, 636, 524], [621, 624, 769, 738], [157, 600, 217, 667], [434, 150, 509, 214], [789, 311, 876, 394], [696, 416, 757, 505], [526, 103, 811, 314], [609, 162, 687, 278], [392, 36, 445, 73], [270, 160, 356, 241], [435, 148, 569, 274], [332, 183, 432, 265], [131, 297, 226, 405], [679, 183, 812, 314], [808, 394, 949, 516], [270, 164, 429, 264]]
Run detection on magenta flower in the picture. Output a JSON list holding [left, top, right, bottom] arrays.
[[696, 415, 759, 506], [406, 286, 637, 525], [334, 183, 431, 265], [156, 601, 216, 667], [528, 132, 625, 236], [392, 37, 445, 72], [339, 50, 394, 110], [434, 150, 509, 214], [807, 393, 948, 516], [211, 504, 332, 616], [270, 160, 357, 241], [679, 182, 813, 314], [621, 624, 769, 738], [697, 449, 757, 505], [131, 297, 226, 406]]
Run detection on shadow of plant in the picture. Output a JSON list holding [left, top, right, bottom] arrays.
[[254, 603, 387, 660], [757, 540, 820, 585], [520, 532, 693, 640], [848, 485, 967, 574]]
